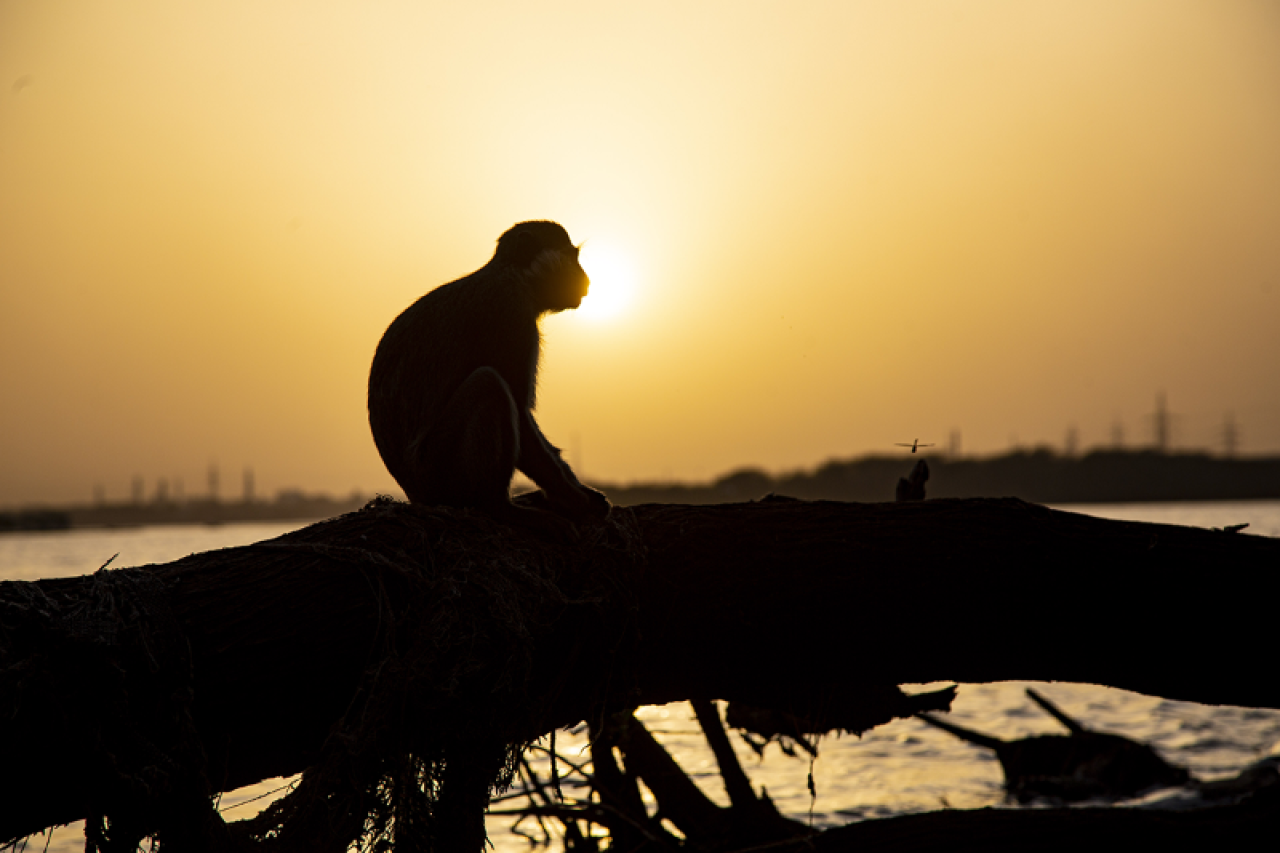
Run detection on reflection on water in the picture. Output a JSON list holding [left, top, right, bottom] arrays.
[[3, 501, 1278, 852]]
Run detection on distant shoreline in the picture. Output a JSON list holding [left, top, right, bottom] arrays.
[[0, 494, 369, 533], [4, 449, 1279, 533], [596, 449, 1280, 508]]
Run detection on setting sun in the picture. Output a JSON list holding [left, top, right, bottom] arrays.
[[576, 242, 638, 322]]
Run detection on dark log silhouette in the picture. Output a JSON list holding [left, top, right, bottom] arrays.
[[2, 496, 1278, 849]]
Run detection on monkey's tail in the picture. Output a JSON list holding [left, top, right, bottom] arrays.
[[917, 712, 1005, 752]]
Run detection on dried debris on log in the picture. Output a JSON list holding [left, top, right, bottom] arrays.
[[1, 497, 647, 851], [507, 687, 962, 851], [493, 703, 817, 853]]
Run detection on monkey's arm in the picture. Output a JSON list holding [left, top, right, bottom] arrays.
[[516, 412, 610, 520]]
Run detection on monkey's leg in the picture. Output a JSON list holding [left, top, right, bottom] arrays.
[[413, 368, 577, 539], [407, 367, 520, 509]]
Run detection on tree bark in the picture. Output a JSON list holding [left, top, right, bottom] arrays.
[[1, 496, 1277, 845]]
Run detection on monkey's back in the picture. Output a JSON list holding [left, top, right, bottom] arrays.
[[368, 267, 539, 496]]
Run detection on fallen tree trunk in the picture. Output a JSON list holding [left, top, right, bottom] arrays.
[[2, 496, 1277, 847]]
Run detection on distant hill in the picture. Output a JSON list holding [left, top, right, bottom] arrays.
[[595, 450, 1280, 507]]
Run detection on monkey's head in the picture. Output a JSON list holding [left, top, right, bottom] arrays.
[[495, 220, 590, 314]]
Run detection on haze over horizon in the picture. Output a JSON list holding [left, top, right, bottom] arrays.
[[3, 1, 1279, 509]]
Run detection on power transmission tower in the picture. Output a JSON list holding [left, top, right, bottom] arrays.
[[1221, 412, 1240, 458], [1064, 425, 1079, 458], [1149, 392, 1178, 452]]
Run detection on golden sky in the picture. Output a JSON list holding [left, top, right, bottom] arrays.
[[2, 0, 1279, 507]]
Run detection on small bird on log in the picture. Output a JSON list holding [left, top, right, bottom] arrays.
[[895, 460, 929, 502]]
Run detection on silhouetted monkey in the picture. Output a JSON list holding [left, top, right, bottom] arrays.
[[368, 220, 611, 537]]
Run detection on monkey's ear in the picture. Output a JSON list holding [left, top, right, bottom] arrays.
[[497, 227, 544, 269]]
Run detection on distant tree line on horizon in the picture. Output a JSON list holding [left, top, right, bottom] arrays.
[[4, 449, 1280, 533], [592, 448, 1280, 507]]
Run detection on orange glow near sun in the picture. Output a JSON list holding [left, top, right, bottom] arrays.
[[576, 242, 638, 323]]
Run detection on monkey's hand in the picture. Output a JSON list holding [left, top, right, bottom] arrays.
[[578, 484, 612, 520], [548, 483, 612, 523]]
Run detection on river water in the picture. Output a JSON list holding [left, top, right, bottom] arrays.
[[3, 500, 1278, 850]]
